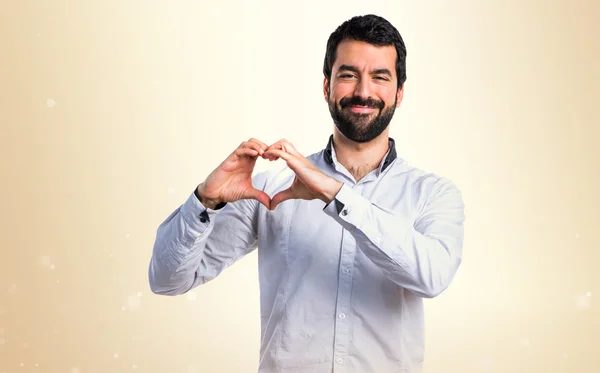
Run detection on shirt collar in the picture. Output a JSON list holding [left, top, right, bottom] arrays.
[[323, 134, 397, 172]]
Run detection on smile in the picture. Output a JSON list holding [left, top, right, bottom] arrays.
[[348, 106, 376, 113]]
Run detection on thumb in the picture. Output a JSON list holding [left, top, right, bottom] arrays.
[[243, 188, 271, 210], [270, 188, 295, 210]]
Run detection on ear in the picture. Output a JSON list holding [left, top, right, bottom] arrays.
[[323, 77, 330, 102], [395, 82, 405, 108]]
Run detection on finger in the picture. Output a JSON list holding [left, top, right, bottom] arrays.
[[245, 141, 276, 160], [270, 188, 295, 210], [281, 140, 299, 156], [263, 148, 293, 162], [243, 188, 271, 210], [247, 138, 269, 153], [261, 149, 279, 161], [234, 147, 259, 158], [240, 141, 265, 156], [265, 139, 288, 153], [270, 139, 301, 157], [265, 139, 298, 160], [259, 152, 278, 161], [264, 148, 314, 176]]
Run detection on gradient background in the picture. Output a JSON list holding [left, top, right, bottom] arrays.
[[1, 1, 599, 372]]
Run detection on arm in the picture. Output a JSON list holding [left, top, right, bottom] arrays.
[[148, 184, 260, 296], [323, 176, 465, 298], [148, 138, 271, 296]]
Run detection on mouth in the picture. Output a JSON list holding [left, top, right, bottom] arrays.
[[347, 105, 376, 114]]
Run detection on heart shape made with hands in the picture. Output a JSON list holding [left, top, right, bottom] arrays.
[[250, 139, 343, 211], [199, 138, 342, 211]]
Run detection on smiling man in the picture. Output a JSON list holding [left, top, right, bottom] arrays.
[[149, 14, 465, 373]]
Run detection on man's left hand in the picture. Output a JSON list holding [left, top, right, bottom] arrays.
[[263, 139, 343, 210]]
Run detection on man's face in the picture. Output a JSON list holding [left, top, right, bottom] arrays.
[[325, 39, 403, 143]]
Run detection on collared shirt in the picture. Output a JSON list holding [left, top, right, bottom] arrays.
[[149, 135, 466, 373]]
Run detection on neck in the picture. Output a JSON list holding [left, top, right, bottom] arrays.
[[332, 128, 390, 181]]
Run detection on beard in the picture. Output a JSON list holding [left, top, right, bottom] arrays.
[[328, 94, 397, 143]]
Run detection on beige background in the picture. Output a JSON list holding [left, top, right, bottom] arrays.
[[1, 0, 599, 372]]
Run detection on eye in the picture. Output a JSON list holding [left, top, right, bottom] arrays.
[[374, 76, 389, 81], [340, 74, 355, 79]]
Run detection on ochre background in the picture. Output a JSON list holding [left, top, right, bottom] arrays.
[[1, 1, 599, 372]]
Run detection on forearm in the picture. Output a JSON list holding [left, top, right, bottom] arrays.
[[350, 219, 460, 298], [149, 180, 261, 296], [148, 191, 218, 295]]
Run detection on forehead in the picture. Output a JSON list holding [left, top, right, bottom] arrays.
[[332, 39, 397, 72]]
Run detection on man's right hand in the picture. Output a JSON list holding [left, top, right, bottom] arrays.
[[196, 138, 273, 210]]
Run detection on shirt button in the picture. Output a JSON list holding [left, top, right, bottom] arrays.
[[338, 313, 346, 319], [336, 357, 344, 364], [341, 209, 348, 216], [343, 268, 350, 274]]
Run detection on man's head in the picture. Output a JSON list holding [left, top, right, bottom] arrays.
[[323, 15, 407, 143]]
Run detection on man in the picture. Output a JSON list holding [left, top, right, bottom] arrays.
[[149, 14, 465, 373]]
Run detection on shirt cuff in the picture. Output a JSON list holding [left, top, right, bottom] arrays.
[[180, 189, 224, 232], [323, 183, 371, 232]]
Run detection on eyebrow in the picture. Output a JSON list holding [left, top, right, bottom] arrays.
[[337, 64, 393, 77]]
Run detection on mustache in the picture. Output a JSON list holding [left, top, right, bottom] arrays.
[[339, 96, 385, 110]]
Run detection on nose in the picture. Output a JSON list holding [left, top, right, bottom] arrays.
[[353, 77, 373, 99]]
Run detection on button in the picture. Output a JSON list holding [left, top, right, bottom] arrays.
[[338, 313, 346, 319], [341, 209, 348, 216], [336, 357, 344, 364], [343, 268, 350, 274]]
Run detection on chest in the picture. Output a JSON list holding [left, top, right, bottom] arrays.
[[258, 181, 415, 266]]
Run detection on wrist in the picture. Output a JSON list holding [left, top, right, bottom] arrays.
[[195, 184, 222, 210], [321, 178, 343, 204]]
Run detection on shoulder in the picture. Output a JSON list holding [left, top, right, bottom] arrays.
[[391, 158, 461, 194], [388, 158, 464, 216]]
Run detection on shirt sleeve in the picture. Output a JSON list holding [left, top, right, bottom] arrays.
[[322, 177, 465, 298], [148, 176, 263, 296]]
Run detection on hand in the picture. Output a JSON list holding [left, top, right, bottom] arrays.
[[263, 139, 343, 210], [197, 138, 273, 209]]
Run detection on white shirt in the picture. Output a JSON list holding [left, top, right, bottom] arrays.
[[149, 135, 466, 373]]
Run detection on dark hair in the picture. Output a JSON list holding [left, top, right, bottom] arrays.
[[323, 14, 407, 89]]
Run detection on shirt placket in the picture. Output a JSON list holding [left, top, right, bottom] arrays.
[[332, 223, 357, 372]]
